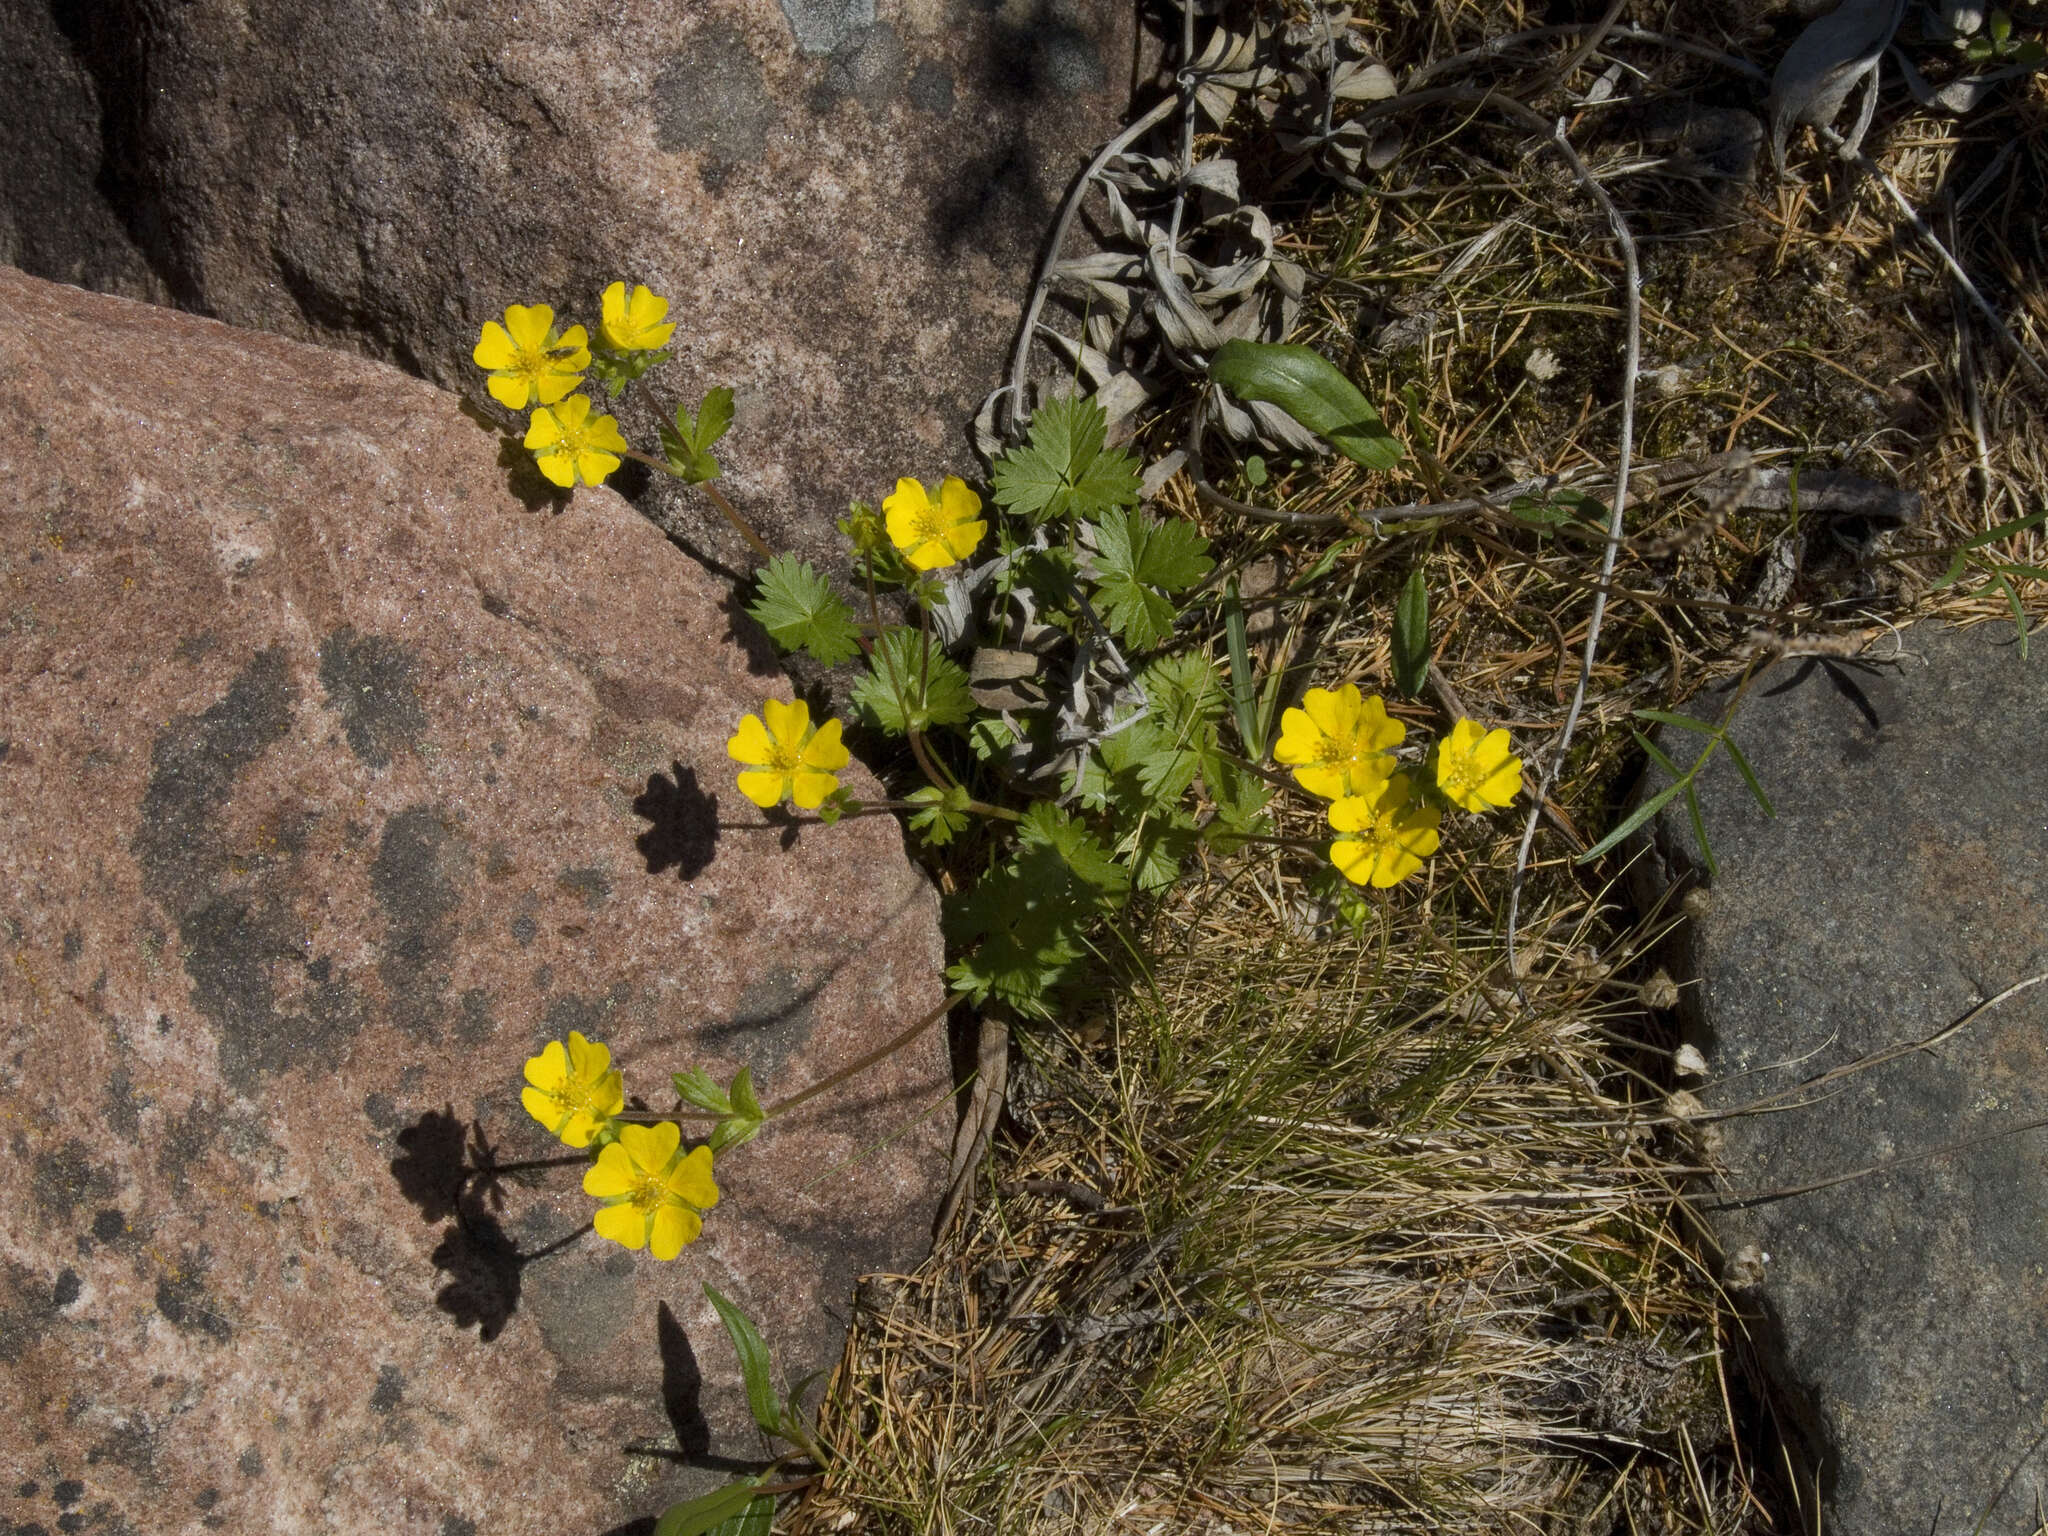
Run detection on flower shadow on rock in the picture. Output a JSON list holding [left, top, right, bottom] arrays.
[[632, 762, 720, 880], [390, 1107, 588, 1342]]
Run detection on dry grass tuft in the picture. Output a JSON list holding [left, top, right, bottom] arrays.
[[794, 0, 2047, 1529]]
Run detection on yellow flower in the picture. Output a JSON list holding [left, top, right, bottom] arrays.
[[600, 281, 677, 352], [727, 698, 851, 810], [525, 394, 630, 488], [473, 303, 589, 411], [584, 1122, 719, 1260], [1328, 773, 1441, 888], [520, 1030, 624, 1148], [1273, 684, 1405, 799], [1435, 718, 1523, 812], [883, 477, 987, 571]]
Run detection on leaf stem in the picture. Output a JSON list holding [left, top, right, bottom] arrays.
[[765, 993, 959, 1120]]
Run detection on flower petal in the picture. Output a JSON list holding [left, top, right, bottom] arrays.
[[941, 519, 988, 561], [648, 1204, 701, 1260], [573, 448, 621, 486], [532, 371, 581, 407], [735, 769, 789, 808], [727, 714, 774, 765], [524, 1040, 568, 1091], [583, 1144, 637, 1199], [790, 768, 840, 809], [1329, 837, 1373, 885], [798, 717, 850, 772], [593, 1202, 649, 1250], [488, 372, 535, 410], [938, 475, 982, 523], [532, 450, 577, 489], [474, 321, 519, 370], [587, 413, 630, 454], [761, 697, 810, 750], [503, 304, 553, 351], [1291, 763, 1349, 800], [525, 409, 565, 450], [666, 1146, 721, 1209], [1300, 685, 1359, 742]]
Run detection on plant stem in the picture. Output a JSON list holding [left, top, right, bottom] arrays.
[[765, 994, 959, 1120], [616, 441, 778, 564]]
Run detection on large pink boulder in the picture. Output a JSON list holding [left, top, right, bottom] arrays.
[[0, 265, 950, 1534]]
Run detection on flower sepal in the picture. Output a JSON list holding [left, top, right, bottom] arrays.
[[589, 345, 672, 399]]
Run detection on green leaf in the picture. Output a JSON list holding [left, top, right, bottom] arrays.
[[654, 1483, 768, 1536], [991, 395, 1142, 525], [1243, 454, 1268, 487], [1224, 587, 1263, 758], [590, 347, 671, 400], [703, 1284, 785, 1441], [852, 627, 975, 735], [905, 784, 972, 847], [1683, 782, 1717, 880], [1577, 778, 1686, 863], [673, 1069, 734, 1117], [1391, 566, 1430, 698], [692, 387, 735, 453], [1018, 803, 1132, 898], [748, 556, 863, 666], [1198, 744, 1273, 841], [1209, 340, 1403, 471], [1722, 734, 1773, 818], [1633, 708, 1720, 735], [1089, 507, 1215, 650], [1996, 569, 2030, 661]]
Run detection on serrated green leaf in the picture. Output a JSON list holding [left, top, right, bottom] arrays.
[[906, 784, 971, 847], [1209, 340, 1403, 471], [1019, 802, 1132, 898], [729, 1068, 762, 1122], [704, 1284, 785, 1440], [747, 556, 863, 665], [851, 627, 975, 734], [991, 396, 1141, 524], [1090, 508, 1215, 650], [1392, 566, 1429, 698], [654, 1482, 767, 1536], [693, 387, 735, 453]]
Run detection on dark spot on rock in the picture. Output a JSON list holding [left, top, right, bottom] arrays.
[[155, 1262, 232, 1342], [775, 0, 872, 54], [50, 1484, 81, 1510], [362, 1093, 401, 1132], [457, 988, 496, 1043], [0, 739, 9, 764], [440, 1517, 478, 1536], [12, 1522, 50, 1536], [371, 806, 462, 1041], [91, 1210, 127, 1244], [60, 930, 81, 963], [541, 990, 615, 1046], [812, 22, 905, 113], [305, 955, 331, 983], [17, 1484, 37, 1499], [155, 1098, 215, 1198], [1035, 26, 1105, 93], [33, 1141, 118, 1226], [155, 1014, 172, 1035], [317, 626, 427, 769], [52, 1270, 80, 1308], [510, 914, 537, 948], [633, 764, 719, 880], [480, 590, 510, 618], [174, 631, 218, 663], [369, 1365, 404, 1414], [180, 893, 365, 1092], [236, 1448, 263, 1478], [907, 60, 954, 114], [698, 966, 825, 1088], [56, 1517, 83, 1535], [653, 27, 780, 184], [525, 1248, 636, 1379], [554, 866, 611, 908], [194, 1489, 218, 1511], [103, 1070, 143, 1138], [87, 1414, 159, 1478], [132, 648, 295, 916]]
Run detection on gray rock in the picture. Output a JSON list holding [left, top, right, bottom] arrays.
[[1639, 623, 2048, 1534], [0, 265, 950, 1535], [0, 0, 1133, 569]]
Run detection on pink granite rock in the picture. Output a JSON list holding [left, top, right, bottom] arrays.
[[0, 265, 951, 1535], [1, 0, 1138, 568]]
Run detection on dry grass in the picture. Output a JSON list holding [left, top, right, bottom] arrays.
[[790, 1, 2048, 1530]]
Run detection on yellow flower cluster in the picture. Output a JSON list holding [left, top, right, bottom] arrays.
[[472, 281, 675, 490], [1273, 684, 1524, 888], [520, 1029, 720, 1260], [727, 699, 851, 811]]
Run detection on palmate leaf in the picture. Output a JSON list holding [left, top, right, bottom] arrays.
[[1089, 507, 1215, 649], [851, 627, 974, 734], [747, 556, 862, 665], [991, 395, 1142, 525]]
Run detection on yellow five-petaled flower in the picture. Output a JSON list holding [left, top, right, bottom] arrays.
[[883, 477, 987, 571], [525, 394, 630, 488], [601, 281, 677, 352], [1328, 773, 1442, 888], [473, 303, 589, 411], [584, 1121, 720, 1260], [727, 698, 851, 810], [520, 1030, 625, 1148], [1435, 718, 1523, 812], [1274, 684, 1405, 800]]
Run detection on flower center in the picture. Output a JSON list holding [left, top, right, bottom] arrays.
[[1444, 758, 1479, 795], [767, 740, 802, 773], [625, 1173, 664, 1214], [913, 508, 950, 545], [547, 1079, 599, 1116]]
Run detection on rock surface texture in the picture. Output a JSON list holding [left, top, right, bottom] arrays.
[[2, 0, 1136, 569], [0, 266, 951, 1536], [1640, 623, 2048, 1535]]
